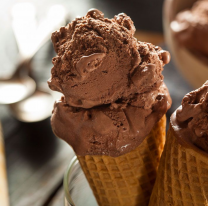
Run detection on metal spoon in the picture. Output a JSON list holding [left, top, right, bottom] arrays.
[[0, 68, 36, 104], [0, 2, 37, 104], [9, 4, 66, 122], [9, 83, 61, 122], [0, 3, 67, 105]]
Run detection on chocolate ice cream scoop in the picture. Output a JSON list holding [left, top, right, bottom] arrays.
[[171, 81, 208, 152], [49, 9, 171, 157], [171, 0, 208, 57], [48, 9, 170, 108]]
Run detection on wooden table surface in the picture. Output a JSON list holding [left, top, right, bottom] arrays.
[[0, 123, 9, 206], [3, 117, 75, 206]]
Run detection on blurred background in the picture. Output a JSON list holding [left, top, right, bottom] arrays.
[[0, 0, 195, 206]]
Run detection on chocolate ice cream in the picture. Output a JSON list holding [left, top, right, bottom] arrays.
[[171, 0, 208, 57], [48, 9, 171, 157], [171, 81, 208, 152]]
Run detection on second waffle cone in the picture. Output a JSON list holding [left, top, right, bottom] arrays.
[[78, 115, 166, 206], [149, 124, 208, 206]]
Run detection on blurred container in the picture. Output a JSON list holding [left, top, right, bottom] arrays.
[[64, 156, 97, 206], [0, 123, 9, 206], [163, 0, 208, 89]]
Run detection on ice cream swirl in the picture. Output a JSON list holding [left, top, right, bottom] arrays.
[[174, 81, 208, 152]]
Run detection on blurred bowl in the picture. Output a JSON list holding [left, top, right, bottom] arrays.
[[163, 0, 208, 89]]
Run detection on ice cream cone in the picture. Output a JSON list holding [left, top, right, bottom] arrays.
[[48, 8, 172, 206], [149, 123, 208, 206], [77, 115, 166, 206]]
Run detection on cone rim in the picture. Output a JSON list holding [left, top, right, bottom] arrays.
[[169, 121, 208, 161]]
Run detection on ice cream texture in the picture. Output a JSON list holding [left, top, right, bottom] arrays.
[[48, 9, 171, 157], [171, 0, 208, 57], [171, 81, 208, 153]]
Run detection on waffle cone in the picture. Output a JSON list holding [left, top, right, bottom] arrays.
[[77, 115, 166, 206], [149, 124, 208, 206]]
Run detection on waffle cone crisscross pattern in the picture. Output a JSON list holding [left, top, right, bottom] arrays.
[[149, 126, 208, 206], [77, 115, 166, 206]]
